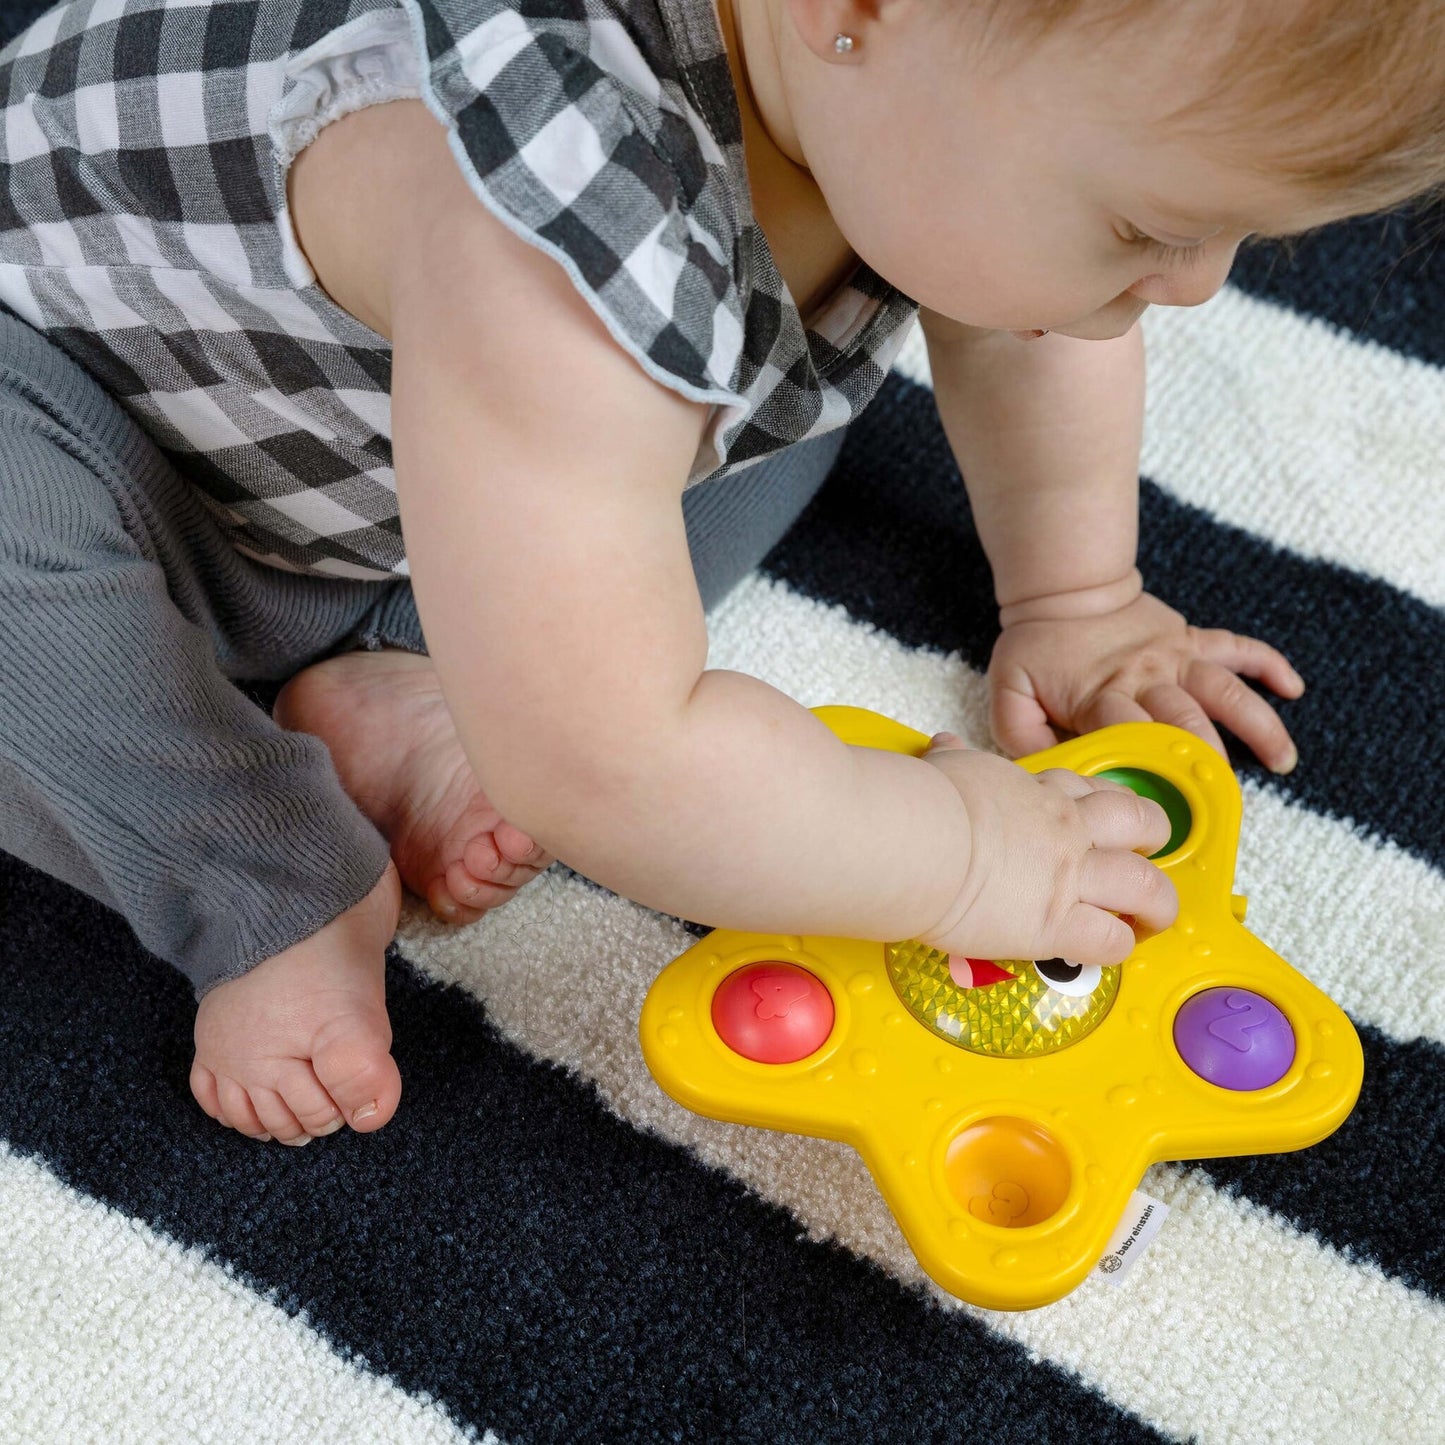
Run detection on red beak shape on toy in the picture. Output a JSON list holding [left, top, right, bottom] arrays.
[[947, 956, 1018, 989]]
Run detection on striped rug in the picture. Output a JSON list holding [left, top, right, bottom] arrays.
[[2, 7, 1443, 1441]]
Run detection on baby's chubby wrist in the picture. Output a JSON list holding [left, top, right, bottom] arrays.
[[997, 568, 1143, 630]]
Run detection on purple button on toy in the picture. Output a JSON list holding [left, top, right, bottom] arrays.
[[1173, 987, 1295, 1090]]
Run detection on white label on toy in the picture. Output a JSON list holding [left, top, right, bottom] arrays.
[[1093, 1189, 1170, 1286]]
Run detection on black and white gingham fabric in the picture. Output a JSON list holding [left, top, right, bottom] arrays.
[[0, 0, 919, 580]]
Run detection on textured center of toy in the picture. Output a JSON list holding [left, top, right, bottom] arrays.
[[885, 941, 1120, 1056]]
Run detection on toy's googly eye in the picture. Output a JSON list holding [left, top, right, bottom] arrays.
[[1034, 957, 1101, 998]]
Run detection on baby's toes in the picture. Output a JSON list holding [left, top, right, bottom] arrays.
[[425, 873, 490, 925], [463, 833, 546, 889], [310, 1010, 401, 1133], [493, 821, 551, 869], [445, 854, 519, 913], [427, 827, 551, 923], [247, 1086, 311, 1147], [273, 1059, 345, 1139], [190, 1060, 224, 1123], [216, 1075, 271, 1141]]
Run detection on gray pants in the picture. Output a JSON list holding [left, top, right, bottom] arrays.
[[0, 308, 843, 999]]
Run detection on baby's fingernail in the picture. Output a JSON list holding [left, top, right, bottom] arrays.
[[352, 1101, 379, 1123], [1273, 746, 1299, 775], [286, 1135, 313, 1148], [256, 1133, 272, 1142], [315, 1116, 345, 1136]]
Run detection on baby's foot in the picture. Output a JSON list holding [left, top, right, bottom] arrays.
[[274, 648, 553, 925], [191, 862, 403, 1142]]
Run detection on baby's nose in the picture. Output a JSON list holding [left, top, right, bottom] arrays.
[[1129, 248, 1238, 309]]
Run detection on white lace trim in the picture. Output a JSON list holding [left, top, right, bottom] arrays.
[[267, 9, 422, 288]]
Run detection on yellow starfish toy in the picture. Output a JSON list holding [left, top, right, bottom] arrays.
[[640, 707, 1362, 1310]]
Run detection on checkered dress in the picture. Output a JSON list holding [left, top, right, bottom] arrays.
[[0, 0, 919, 579]]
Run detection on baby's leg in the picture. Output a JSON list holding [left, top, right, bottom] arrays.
[[681, 429, 847, 611], [0, 310, 408, 1140]]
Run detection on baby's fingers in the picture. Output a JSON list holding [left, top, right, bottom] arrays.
[[1185, 660, 1299, 775], [1077, 688, 1151, 735], [1076, 787, 1172, 856], [1138, 681, 1229, 759], [1033, 766, 1099, 799], [990, 677, 1059, 758], [1080, 848, 1179, 938], [1037, 764, 1144, 793], [1051, 902, 1138, 967], [1191, 627, 1306, 699]]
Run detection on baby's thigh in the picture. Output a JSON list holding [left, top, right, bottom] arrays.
[[0, 324, 148, 565]]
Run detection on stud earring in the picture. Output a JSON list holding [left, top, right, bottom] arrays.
[[834, 33, 855, 54]]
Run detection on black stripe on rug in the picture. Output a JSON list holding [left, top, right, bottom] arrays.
[[764, 373, 1445, 872], [1232, 206, 1445, 367], [0, 855, 1167, 1445]]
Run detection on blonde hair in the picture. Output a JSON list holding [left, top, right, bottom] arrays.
[[970, 0, 1445, 215]]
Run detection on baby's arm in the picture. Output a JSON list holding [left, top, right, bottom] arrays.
[[382, 183, 1171, 965], [920, 317, 1304, 770], [920, 314, 1146, 620]]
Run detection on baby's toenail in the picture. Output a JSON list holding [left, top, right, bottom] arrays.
[[288, 1135, 313, 1147], [315, 1116, 344, 1136], [353, 1101, 378, 1122]]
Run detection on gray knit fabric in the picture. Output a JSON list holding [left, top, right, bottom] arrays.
[[0, 306, 843, 997]]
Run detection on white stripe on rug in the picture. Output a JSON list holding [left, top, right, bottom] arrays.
[[0, 1146, 487, 1445], [892, 290, 1445, 608]]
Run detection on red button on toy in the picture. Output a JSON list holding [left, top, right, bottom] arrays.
[[711, 962, 835, 1064]]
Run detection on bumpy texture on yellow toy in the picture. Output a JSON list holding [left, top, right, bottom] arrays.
[[886, 942, 1120, 1057]]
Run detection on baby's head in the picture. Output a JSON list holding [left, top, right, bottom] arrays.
[[775, 0, 1445, 337]]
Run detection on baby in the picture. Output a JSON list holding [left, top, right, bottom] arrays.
[[0, 0, 1432, 1147]]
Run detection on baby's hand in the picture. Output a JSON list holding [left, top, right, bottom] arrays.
[[987, 589, 1305, 772], [920, 734, 1177, 965]]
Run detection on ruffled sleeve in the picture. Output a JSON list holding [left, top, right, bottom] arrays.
[[399, 0, 748, 411]]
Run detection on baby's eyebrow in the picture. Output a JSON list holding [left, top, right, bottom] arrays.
[[1135, 191, 1227, 226], [1136, 191, 1326, 242], [1137, 198, 1252, 236]]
